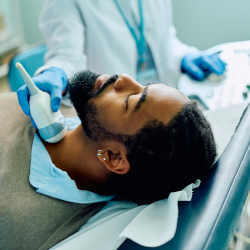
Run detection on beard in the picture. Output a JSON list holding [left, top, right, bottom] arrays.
[[68, 70, 120, 141], [68, 71, 100, 139], [68, 70, 100, 110]]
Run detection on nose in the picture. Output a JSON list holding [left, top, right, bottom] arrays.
[[114, 74, 142, 93]]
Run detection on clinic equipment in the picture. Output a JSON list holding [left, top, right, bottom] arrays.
[[16, 62, 67, 143], [178, 41, 250, 110]]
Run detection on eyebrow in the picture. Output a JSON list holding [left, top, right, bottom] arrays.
[[133, 86, 149, 112], [94, 75, 119, 97]]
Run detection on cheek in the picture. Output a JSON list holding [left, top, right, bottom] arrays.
[[91, 92, 149, 135], [94, 93, 126, 134]]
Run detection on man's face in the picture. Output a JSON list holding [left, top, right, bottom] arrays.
[[69, 71, 189, 138]]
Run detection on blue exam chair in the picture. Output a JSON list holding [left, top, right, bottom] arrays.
[[8, 45, 47, 91], [118, 104, 250, 250]]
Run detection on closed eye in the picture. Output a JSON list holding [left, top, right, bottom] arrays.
[[125, 94, 133, 112], [124, 86, 149, 112]]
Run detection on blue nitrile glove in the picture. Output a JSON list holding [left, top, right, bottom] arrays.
[[181, 52, 226, 81], [17, 67, 68, 126]]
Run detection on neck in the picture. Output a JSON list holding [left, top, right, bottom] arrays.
[[43, 125, 109, 192]]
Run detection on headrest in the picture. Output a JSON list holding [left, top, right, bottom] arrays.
[[119, 103, 250, 249]]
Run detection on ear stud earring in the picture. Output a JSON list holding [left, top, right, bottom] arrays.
[[97, 149, 106, 161], [97, 149, 103, 156]]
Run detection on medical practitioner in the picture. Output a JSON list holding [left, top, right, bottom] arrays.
[[18, 0, 226, 117]]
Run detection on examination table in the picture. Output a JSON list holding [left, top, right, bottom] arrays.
[[8, 44, 250, 250], [118, 103, 250, 249], [50, 104, 249, 250]]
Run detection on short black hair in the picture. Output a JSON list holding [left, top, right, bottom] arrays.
[[102, 102, 217, 204], [68, 71, 216, 204]]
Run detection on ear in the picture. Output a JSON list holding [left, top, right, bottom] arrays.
[[97, 140, 130, 175]]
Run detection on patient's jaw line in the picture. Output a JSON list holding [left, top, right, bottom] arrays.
[[43, 125, 111, 192], [43, 73, 190, 193]]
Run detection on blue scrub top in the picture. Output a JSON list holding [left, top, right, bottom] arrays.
[[116, 0, 159, 85], [136, 43, 159, 85]]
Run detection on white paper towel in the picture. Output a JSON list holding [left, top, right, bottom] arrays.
[[119, 180, 200, 247]]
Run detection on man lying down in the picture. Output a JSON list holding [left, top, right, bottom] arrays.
[[0, 71, 216, 250]]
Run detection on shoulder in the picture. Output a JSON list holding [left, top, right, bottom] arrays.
[[0, 92, 25, 119], [0, 92, 35, 137]]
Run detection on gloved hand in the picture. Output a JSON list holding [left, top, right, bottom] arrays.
[[17, 67, 68, 119], [181, 51, 226, 81]]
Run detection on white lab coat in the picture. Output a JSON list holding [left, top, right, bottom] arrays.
[[39, 0, 197, 87]]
